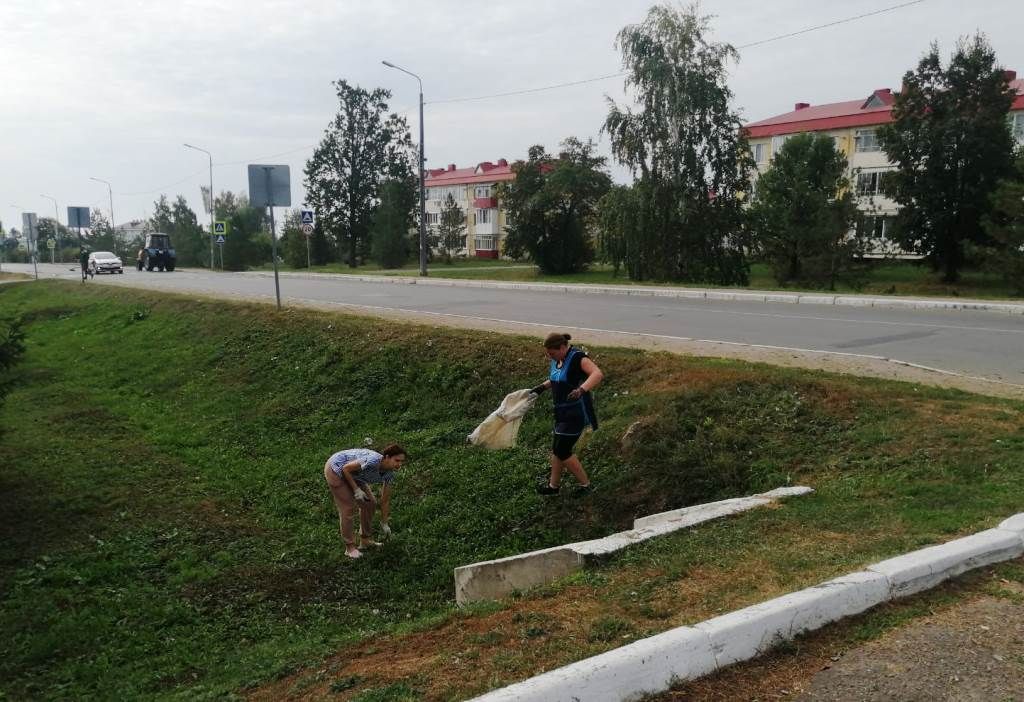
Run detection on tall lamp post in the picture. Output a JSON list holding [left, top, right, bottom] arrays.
[[184, 143, 215, 269], [89, 177, 116, 254], [40, 194, 62, 262], [382, 59, 427, 277]]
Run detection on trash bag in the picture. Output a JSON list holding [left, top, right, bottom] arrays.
[[468, 389, 538, 450]]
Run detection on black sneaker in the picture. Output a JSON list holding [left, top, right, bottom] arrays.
[[571, 483, 595, 497], [536, 483, 561, 496]]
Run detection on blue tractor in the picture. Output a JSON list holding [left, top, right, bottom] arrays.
[[138, 232, 176, 272]]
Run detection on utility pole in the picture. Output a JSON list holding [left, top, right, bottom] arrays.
[[184, 143, 216, 270]]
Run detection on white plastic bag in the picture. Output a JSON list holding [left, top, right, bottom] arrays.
[[468, 389, 538, 450]]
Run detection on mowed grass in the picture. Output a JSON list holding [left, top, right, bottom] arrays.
[[289, 259, 1019, 300], [0, 281, 1022, 700]]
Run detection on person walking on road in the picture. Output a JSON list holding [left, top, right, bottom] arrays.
[[530, 333, 603, 496], [323, 444, 407, 559], [79, 247, 91, 282]]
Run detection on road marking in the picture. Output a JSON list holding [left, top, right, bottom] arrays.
[[619, 302, 1024, 335]]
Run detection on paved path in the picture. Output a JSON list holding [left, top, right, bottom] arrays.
[[6, 263, 1024, 394]]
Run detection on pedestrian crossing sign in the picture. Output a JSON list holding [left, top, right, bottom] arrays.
[[214, 221, 226, 234], [215, 234, 226, 245], [300, 209, 314, 224]]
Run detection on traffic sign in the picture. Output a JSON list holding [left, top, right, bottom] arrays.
[[215, 234, 226, 245], [300, 209, 314, 225], [301, 223, 314, 235], [46, 239, 55, 249], [67, 206, 90, 229], [214, 221, 227, 234]]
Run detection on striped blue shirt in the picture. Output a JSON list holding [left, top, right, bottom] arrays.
[[327, 448, 396, 485]]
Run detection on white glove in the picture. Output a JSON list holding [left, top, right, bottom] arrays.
[[353, 487, 369, 502], [380, 522, 392, 538]]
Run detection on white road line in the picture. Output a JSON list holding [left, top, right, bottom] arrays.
[[618, 302, 1024, 335]]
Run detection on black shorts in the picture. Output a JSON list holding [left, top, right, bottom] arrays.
[[552, 431, 582, 460]]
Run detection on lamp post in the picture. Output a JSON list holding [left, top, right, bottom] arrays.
[[40, 194, 61, 262], [89, 177, 116, 254], [382, 59, 427, 277], [184, 143, 215, 269]]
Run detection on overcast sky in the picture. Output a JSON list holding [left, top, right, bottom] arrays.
[[2, 0, 1021, 231]]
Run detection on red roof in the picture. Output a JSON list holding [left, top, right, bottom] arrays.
[[745, 79, 1024, 138], [425, 160, 515, 186]]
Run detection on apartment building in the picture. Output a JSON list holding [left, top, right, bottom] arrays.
[[423, 159, 514, 258], [744, 70, 1024, 256]]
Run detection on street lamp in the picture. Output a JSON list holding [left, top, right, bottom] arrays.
[[89, 177, 116, 254], [183, 143, 216, 270], [40, 194, 61, 262], [382, 59, 428, 277]]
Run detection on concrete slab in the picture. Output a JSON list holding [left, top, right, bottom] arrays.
[[454, 547, 583, 606], [867, 528, 1024, 599], [997, 512, 1024, 536], [695, 571, 890, 667], [468, 626, 717, 702], [455, 487, 813, 604]]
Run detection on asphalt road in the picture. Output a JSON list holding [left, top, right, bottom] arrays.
[[6, 262, 1024, 388]]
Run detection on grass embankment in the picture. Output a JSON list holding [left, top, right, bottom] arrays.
[[284, 259, 1019, 300], [0, 281, 1022, 701]]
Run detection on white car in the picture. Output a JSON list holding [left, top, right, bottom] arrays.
[[88, 251, 124, 275]]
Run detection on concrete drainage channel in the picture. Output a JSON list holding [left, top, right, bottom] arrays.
[[469, 512, 1024, 702], [455, 487, 814, 605]]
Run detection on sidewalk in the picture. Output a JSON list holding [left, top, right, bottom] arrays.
[[255, 270, 1024, 315]]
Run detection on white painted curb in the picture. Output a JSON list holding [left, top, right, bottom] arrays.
[[469, 513, 1024, 702], [454, 487, 813, 605], [261, 271, 1024, 315]]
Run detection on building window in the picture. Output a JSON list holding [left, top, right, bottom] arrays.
[[474, 235, 497, 251], [854, 129, 881, 152], [476, 208, 491, 224], [770, 134, 792, 157], [855, 171, 883, 197], [750, 143, 766, 163], [859, 215, 893, 240], [1011, 112, 1024, 143], [424, 212, 439, 225], [474, 185, 492, 198]]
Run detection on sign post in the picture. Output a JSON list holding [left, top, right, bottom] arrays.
[[247, 164, 291, 310], [21, 213, 39, 280], [214, 221, 227, 270], [47, 238, 55, 264], [300, 209, 314, 269]]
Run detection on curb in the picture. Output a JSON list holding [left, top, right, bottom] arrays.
[[454, 487, 812, 605], [469, 512, 1024, 702], [257, 271, 1024, 315]]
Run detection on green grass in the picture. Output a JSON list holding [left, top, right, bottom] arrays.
[[275, 259, 1020, 300], [1, 281, 1022, 700]]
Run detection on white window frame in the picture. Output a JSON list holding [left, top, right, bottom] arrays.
[[475, 208, 492, 224], [770, 134, 792, 157], [750, 143, 766, 164], [854, 129, 881, 153], [855, 171, 882, 197], [474, 235, 497, 251], [1011, 112, 1024, 143], [474, 185, 492, 198]]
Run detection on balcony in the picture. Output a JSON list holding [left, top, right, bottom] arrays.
[[473, 196, 498, 209]]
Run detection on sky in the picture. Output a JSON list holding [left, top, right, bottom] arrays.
[[2, 0, 1022, 232]]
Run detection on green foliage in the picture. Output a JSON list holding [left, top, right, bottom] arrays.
[[437, 193, 466, 264], [280, 210, 310, 269], [304, 80, 415, 267], [2, 283, 1023, 698], [0, 316, 25, 412], [595, 185, 638, 277], [499, 138, 611, 274], [603, 3, 752, 284], [214, 191, 272, 271], [982, 154, 1024, 294], [749, 133, 862, 289], [879, 34, 1017, 282], [149, 194, 211, 268], [371, 179, 415, 268]]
